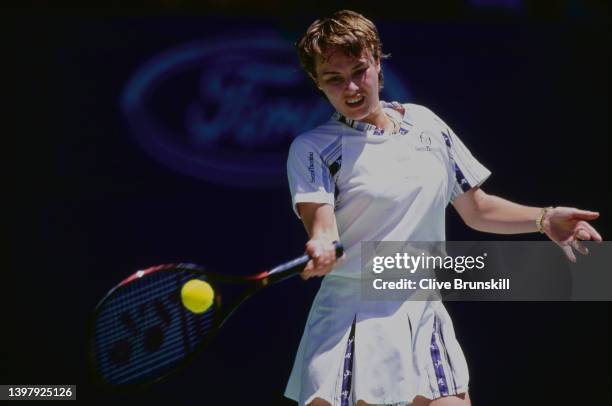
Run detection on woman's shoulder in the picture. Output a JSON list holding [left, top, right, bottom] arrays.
[[289, 119, 343, 151], [399, 102, 448, 130], [400, 102, 437, 120]]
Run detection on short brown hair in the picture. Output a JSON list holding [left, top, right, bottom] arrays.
[[295, 10, 389, 88]]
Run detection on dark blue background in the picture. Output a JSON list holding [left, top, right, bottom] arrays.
[[5, 2, 609, 404]]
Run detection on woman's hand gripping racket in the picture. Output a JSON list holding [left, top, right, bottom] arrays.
[[88, 241, 343, 389]]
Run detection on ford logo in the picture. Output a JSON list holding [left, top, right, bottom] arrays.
[[121, 32, 410, 187]]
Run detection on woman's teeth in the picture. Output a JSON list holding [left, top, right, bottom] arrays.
[[346, 96, 364, 105]]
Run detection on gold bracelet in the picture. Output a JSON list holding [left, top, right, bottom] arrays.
[[536, 206, 553, 234]]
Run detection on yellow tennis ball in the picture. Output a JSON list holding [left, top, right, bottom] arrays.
[[181, 279, 214, 314]]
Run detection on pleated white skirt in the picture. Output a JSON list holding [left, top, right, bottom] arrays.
[[285, 276, 470, 406]]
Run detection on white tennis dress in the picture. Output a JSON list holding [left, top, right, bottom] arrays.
[[285, 102, 491, 406]]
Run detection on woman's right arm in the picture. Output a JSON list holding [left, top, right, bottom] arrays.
[[297, 202, 342, 279]]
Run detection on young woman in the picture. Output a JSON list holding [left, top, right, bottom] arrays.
[[285, 10, 602, 406]]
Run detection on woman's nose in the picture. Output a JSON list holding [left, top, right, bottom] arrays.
[[345, 80, 359, 93]]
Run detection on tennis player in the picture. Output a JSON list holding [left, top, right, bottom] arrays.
[[285, 10, 602, 406]]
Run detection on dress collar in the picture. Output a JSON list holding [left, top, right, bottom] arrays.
[[332, 101, 411, 136]]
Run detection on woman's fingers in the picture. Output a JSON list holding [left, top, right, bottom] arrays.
[[300, 259, 316, 280], [305, 240, 324, 258], [571, 208, 599, 220], [301, 241, 341, 279], [576, 221, 603, 242], [560, 220, 603, 262], [575, 228, 590, 241], [561, 245, 577, 263], [571, 239, 589, 255]]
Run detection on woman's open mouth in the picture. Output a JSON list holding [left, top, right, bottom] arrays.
[[345, 95, 365, 108]]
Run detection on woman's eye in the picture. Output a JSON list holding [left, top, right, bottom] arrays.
[[327, 77, 342, 84]]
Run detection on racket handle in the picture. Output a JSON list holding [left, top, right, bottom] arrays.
[[266, 241, 344, 282], [332, 240, 344, 258]]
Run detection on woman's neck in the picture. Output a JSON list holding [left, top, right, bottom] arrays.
[[361, 104, 393, 131]]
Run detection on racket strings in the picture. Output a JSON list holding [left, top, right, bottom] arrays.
[[95, 303, 215, 369], [94, 276, 216, 346], [95, 280, 179, 334], [92, 269, 215, 385]]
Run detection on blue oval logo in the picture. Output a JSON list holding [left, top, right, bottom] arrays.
[[121, 32, 410, 187]]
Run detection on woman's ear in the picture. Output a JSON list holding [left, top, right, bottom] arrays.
[[309, 73, 321, 89], [375, 57, 381, 74]]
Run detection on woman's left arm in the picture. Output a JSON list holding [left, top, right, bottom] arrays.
[[452, 187, 602, 261]]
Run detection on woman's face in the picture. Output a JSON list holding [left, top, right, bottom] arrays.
[[313, 48, 382, 122]]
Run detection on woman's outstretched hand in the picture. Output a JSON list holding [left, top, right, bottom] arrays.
[[543, 207, 602, 262]]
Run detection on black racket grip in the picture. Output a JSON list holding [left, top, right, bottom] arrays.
[[266, 241, 344, 282], [332, 240, 344, 258]]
